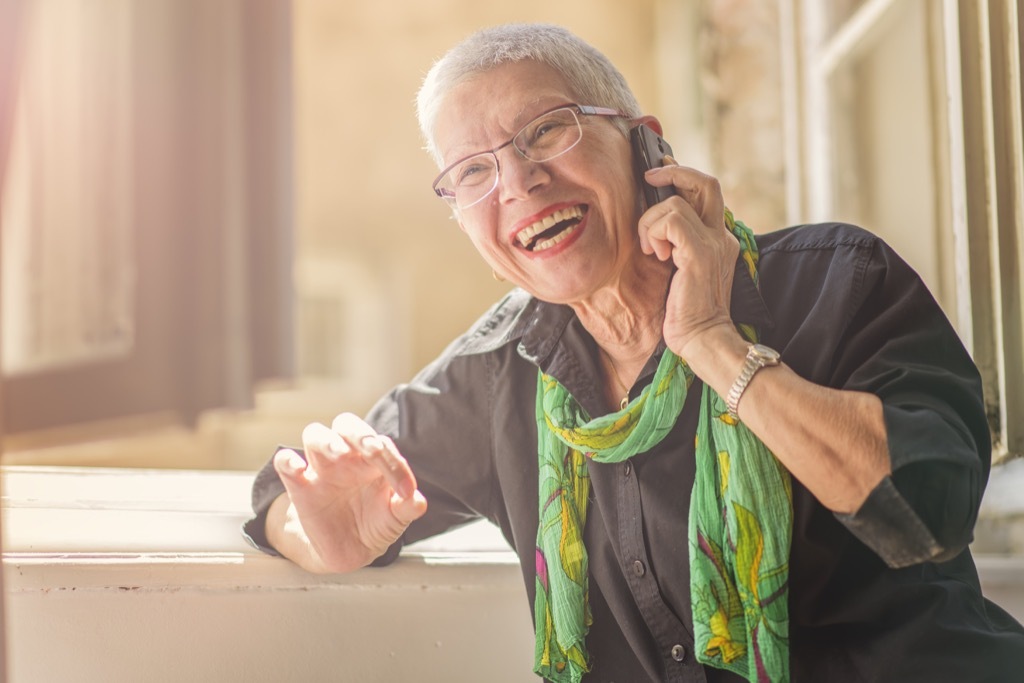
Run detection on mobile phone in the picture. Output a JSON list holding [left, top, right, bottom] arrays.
[[630, 124, 675, 210]]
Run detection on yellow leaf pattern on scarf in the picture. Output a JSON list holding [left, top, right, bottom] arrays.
[[717, 451, 731, 497]]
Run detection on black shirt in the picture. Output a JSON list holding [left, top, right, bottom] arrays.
[[245, 223, 1024, 681]]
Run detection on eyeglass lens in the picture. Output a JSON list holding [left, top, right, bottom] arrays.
[[436, 107, 583, 209]]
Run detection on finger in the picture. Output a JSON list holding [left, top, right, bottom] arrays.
[[303, 423, 348, 479], [329, 411, 377, 443], [302, 421, 348, 470], [649, 230, 673, 261], [644, 165, 725, 228], [350, 433, 418, 501], [274, 448, 311, 485], [390, 489, 428, 526], [329, 413, 418, 500], [639, 196, 705, 261]]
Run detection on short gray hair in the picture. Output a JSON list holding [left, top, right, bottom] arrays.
[[416, 23, 642, 166]]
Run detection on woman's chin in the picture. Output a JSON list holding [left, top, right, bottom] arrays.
[[525, 279, 600, 306]]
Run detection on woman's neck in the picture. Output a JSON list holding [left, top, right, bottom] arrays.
[[570, 258, 672, 407], [571, 259, 670, 356]]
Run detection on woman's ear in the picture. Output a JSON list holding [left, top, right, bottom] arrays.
[[630, 115, 663, 136]]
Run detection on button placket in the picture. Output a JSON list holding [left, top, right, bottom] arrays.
[[611, 446, 699, 681]]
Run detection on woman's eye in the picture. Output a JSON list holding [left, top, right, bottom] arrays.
[[532, 120, 564, 141], [535, 122, 557, 137], [457, 162, 491, 185]]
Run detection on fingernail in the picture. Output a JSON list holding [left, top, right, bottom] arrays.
[[359, 434, 383, 452], [664, 154, 678, 165], [288, 454, 305, 472]]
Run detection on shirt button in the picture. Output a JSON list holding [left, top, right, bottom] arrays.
[[623, 462, 632, 477], [671, 644, 687, 662], [632, 560, 646, 577]]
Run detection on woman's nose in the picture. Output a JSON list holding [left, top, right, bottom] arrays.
[[496, 150, 550, 202]]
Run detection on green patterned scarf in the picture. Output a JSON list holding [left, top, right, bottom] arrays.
[[532, 214, 792, 683]]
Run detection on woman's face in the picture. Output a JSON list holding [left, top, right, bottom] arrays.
[[433, 60, 644, 305]]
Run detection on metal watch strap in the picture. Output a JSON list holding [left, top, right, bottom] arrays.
[[725, 344, 780, 419]]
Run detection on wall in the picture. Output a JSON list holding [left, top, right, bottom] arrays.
[[702, 0, 787, 232]]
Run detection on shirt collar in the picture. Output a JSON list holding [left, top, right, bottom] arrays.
[[512, 298, 576, 367], [730, 257, 775, 333]]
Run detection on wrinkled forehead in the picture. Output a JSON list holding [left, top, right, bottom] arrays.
[[432, 61, 576, 164]]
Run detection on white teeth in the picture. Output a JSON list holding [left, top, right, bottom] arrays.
[[532, 225, 576, 252], [515, 205, 584, 248]]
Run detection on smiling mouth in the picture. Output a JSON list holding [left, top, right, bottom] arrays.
[[516, 205, 586, 252]]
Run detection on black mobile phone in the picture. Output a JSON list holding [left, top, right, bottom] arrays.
[[630, 124, 675, 210]]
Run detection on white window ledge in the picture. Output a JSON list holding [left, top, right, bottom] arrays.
[[3, 464, 1022, 682], [1, 466, 534, 683]]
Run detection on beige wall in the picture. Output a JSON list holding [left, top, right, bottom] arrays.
[[703, 0, 786, 233]]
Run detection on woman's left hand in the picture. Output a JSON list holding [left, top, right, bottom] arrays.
[[637, 161, 741, 358]]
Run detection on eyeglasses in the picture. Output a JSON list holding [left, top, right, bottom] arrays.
[[432, 103, 628, 210]]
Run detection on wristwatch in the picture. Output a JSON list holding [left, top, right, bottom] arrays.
[[726, 344, 781, 419]]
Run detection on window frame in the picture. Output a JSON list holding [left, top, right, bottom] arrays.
[[781, 0, 1024, 462], [0, 0, 295, 445]]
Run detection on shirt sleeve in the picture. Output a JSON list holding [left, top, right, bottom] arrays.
[[828, 233, 990, 568], [240, 446, 288, 556]]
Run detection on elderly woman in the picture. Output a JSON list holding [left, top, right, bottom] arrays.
[[245, 23, 1024, 683]]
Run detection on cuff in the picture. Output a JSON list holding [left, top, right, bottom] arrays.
[[240, 446, 294, 556], [834, 475, 944, 568]]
